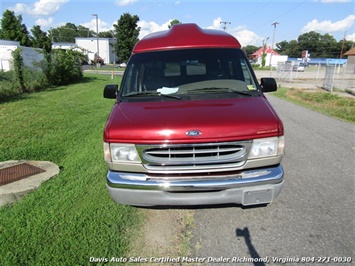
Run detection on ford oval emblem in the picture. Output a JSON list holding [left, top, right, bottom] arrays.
[[186, 130, 202, 137]]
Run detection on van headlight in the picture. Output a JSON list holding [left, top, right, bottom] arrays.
[[248, 136, 285, 159], [104, 143, 141, 163]]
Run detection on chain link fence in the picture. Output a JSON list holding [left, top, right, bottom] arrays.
[[323, 63, 354, 92], [275, 61, 354, 93]]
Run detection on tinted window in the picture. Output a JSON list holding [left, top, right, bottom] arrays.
[[120, 48, 260, 101]]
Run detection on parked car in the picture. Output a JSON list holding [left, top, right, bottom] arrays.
[[103, 23, 285, 207], [116, 62, 127, 68], [293, 63, 305, 72]]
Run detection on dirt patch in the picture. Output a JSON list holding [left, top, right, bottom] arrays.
[[130, 208, 194, 260]]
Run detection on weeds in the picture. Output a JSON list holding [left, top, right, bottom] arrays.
[[272, 87, 355, 123]]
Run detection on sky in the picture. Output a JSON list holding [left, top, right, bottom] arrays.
[[1, 0, 355, 48]]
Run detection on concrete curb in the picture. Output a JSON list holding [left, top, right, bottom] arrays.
[[0, 160, 60, 208], [345, 88, 355, 96]]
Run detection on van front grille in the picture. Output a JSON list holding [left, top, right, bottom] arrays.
[[137, 141, 251, 172]]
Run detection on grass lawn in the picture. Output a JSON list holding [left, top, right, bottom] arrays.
[[271, 87, 355, 124], [0, 73, 142, 265]]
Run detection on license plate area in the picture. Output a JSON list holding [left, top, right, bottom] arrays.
[[242, 188, 273, 206]]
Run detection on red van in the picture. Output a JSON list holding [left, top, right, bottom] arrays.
[[103, 23, 285, 207]]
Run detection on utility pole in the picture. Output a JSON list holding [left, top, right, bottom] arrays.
[[269, 22, 279, 75], [340, 31, 346, 59], [220, 21, 231, 31], [91, 14, 99, 69], [262, 37, 269, 67]]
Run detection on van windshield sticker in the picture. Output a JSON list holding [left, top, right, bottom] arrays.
[[157, 87, 179, 95], [247, 85, 256, 91]]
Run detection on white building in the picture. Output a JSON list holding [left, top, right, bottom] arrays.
[[52, 42, 76, 50], [251, 46, 288, 67], [0, 40, 44, 71], [75, 37, 117, 64], [0, 37, 118, 71]]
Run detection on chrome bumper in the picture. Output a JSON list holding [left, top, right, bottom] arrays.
[[106, 165, 284, 206]]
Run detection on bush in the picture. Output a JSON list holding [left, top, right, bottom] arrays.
[[0, 71, 21, 99], [23, 67, 49, 91], [46, 49, 83, 86], [12, 48, 26, 92], [0, 48, 84, 100]]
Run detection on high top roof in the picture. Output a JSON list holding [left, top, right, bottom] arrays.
[[132, 23, 241, 54]]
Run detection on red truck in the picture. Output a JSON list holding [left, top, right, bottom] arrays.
[[103, 23, 285, 207]]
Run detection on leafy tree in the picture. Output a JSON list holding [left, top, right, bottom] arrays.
[[168, 19, 181, 29], [297, 31, 322, 57], [77, 25, 94, 37], [30, 25, 52, 53], [113, 13, 140, 62], [242, 45, 258, 59], [297, 31, 338, 58], [98, 30, 114, 38], [276, 39, 300, 58], [275, 31, 354, 58], [50, 23, 93, 43], [318, 33, 338, 58], [275, 40, 289, 54], [0, 9, 31, 46], [340, 40, 355, 58]]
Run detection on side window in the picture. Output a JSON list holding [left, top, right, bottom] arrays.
[[240, 60, 254, 85], [123, 63, 137, 93], [123, 63, 145, 93]]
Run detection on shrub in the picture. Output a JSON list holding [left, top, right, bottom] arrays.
[[23, 66, 49, 91], [11, 48, 26, 92], [46, 49, 83, 86], [0, 71, 21, 99], [0, 48, 84, 99]]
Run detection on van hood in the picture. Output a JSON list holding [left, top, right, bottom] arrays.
[[104, 97, 283, 144]]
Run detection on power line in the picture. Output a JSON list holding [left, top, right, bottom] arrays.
[[252, 0, 308, 30]]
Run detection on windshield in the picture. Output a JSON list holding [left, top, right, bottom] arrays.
[[120, 48, 260, 101]]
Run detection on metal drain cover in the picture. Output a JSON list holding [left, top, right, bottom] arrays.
[[0, 163, 45, 186]]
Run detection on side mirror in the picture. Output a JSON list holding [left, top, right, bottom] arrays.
[[104, 84, 118, 99], [260, 77, 277, 92]]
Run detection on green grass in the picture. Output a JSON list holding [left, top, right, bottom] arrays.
[[0, 73, 142, 265], [271, 87, 355, 124]]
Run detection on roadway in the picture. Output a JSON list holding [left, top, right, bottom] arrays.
[[190, 95, 354, 265]]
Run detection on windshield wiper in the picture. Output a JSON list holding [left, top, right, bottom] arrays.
[[187, 87, 253, 96], [123, 91, 181, 100]]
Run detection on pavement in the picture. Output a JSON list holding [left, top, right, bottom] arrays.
[[0, 160, 59, 208]]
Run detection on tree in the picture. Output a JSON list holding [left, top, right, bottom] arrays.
[[113, 13, 140, 62], [297, 31, 322, 56], [340, 39, 355, 58], [242, 45, 258, 59], [98, 30, 114, 38], [319, 34, 338, 58], [276, 39, 300, 58], [297, 31, 338, 58], [0, 9, 31, 46], [168, 19, 181, 29], [50, 23, 93, 43], [30, 25, 51, 53], [275, 32, 354, 58]]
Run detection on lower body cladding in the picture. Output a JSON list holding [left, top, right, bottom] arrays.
[[106, 165, 284, 207]]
